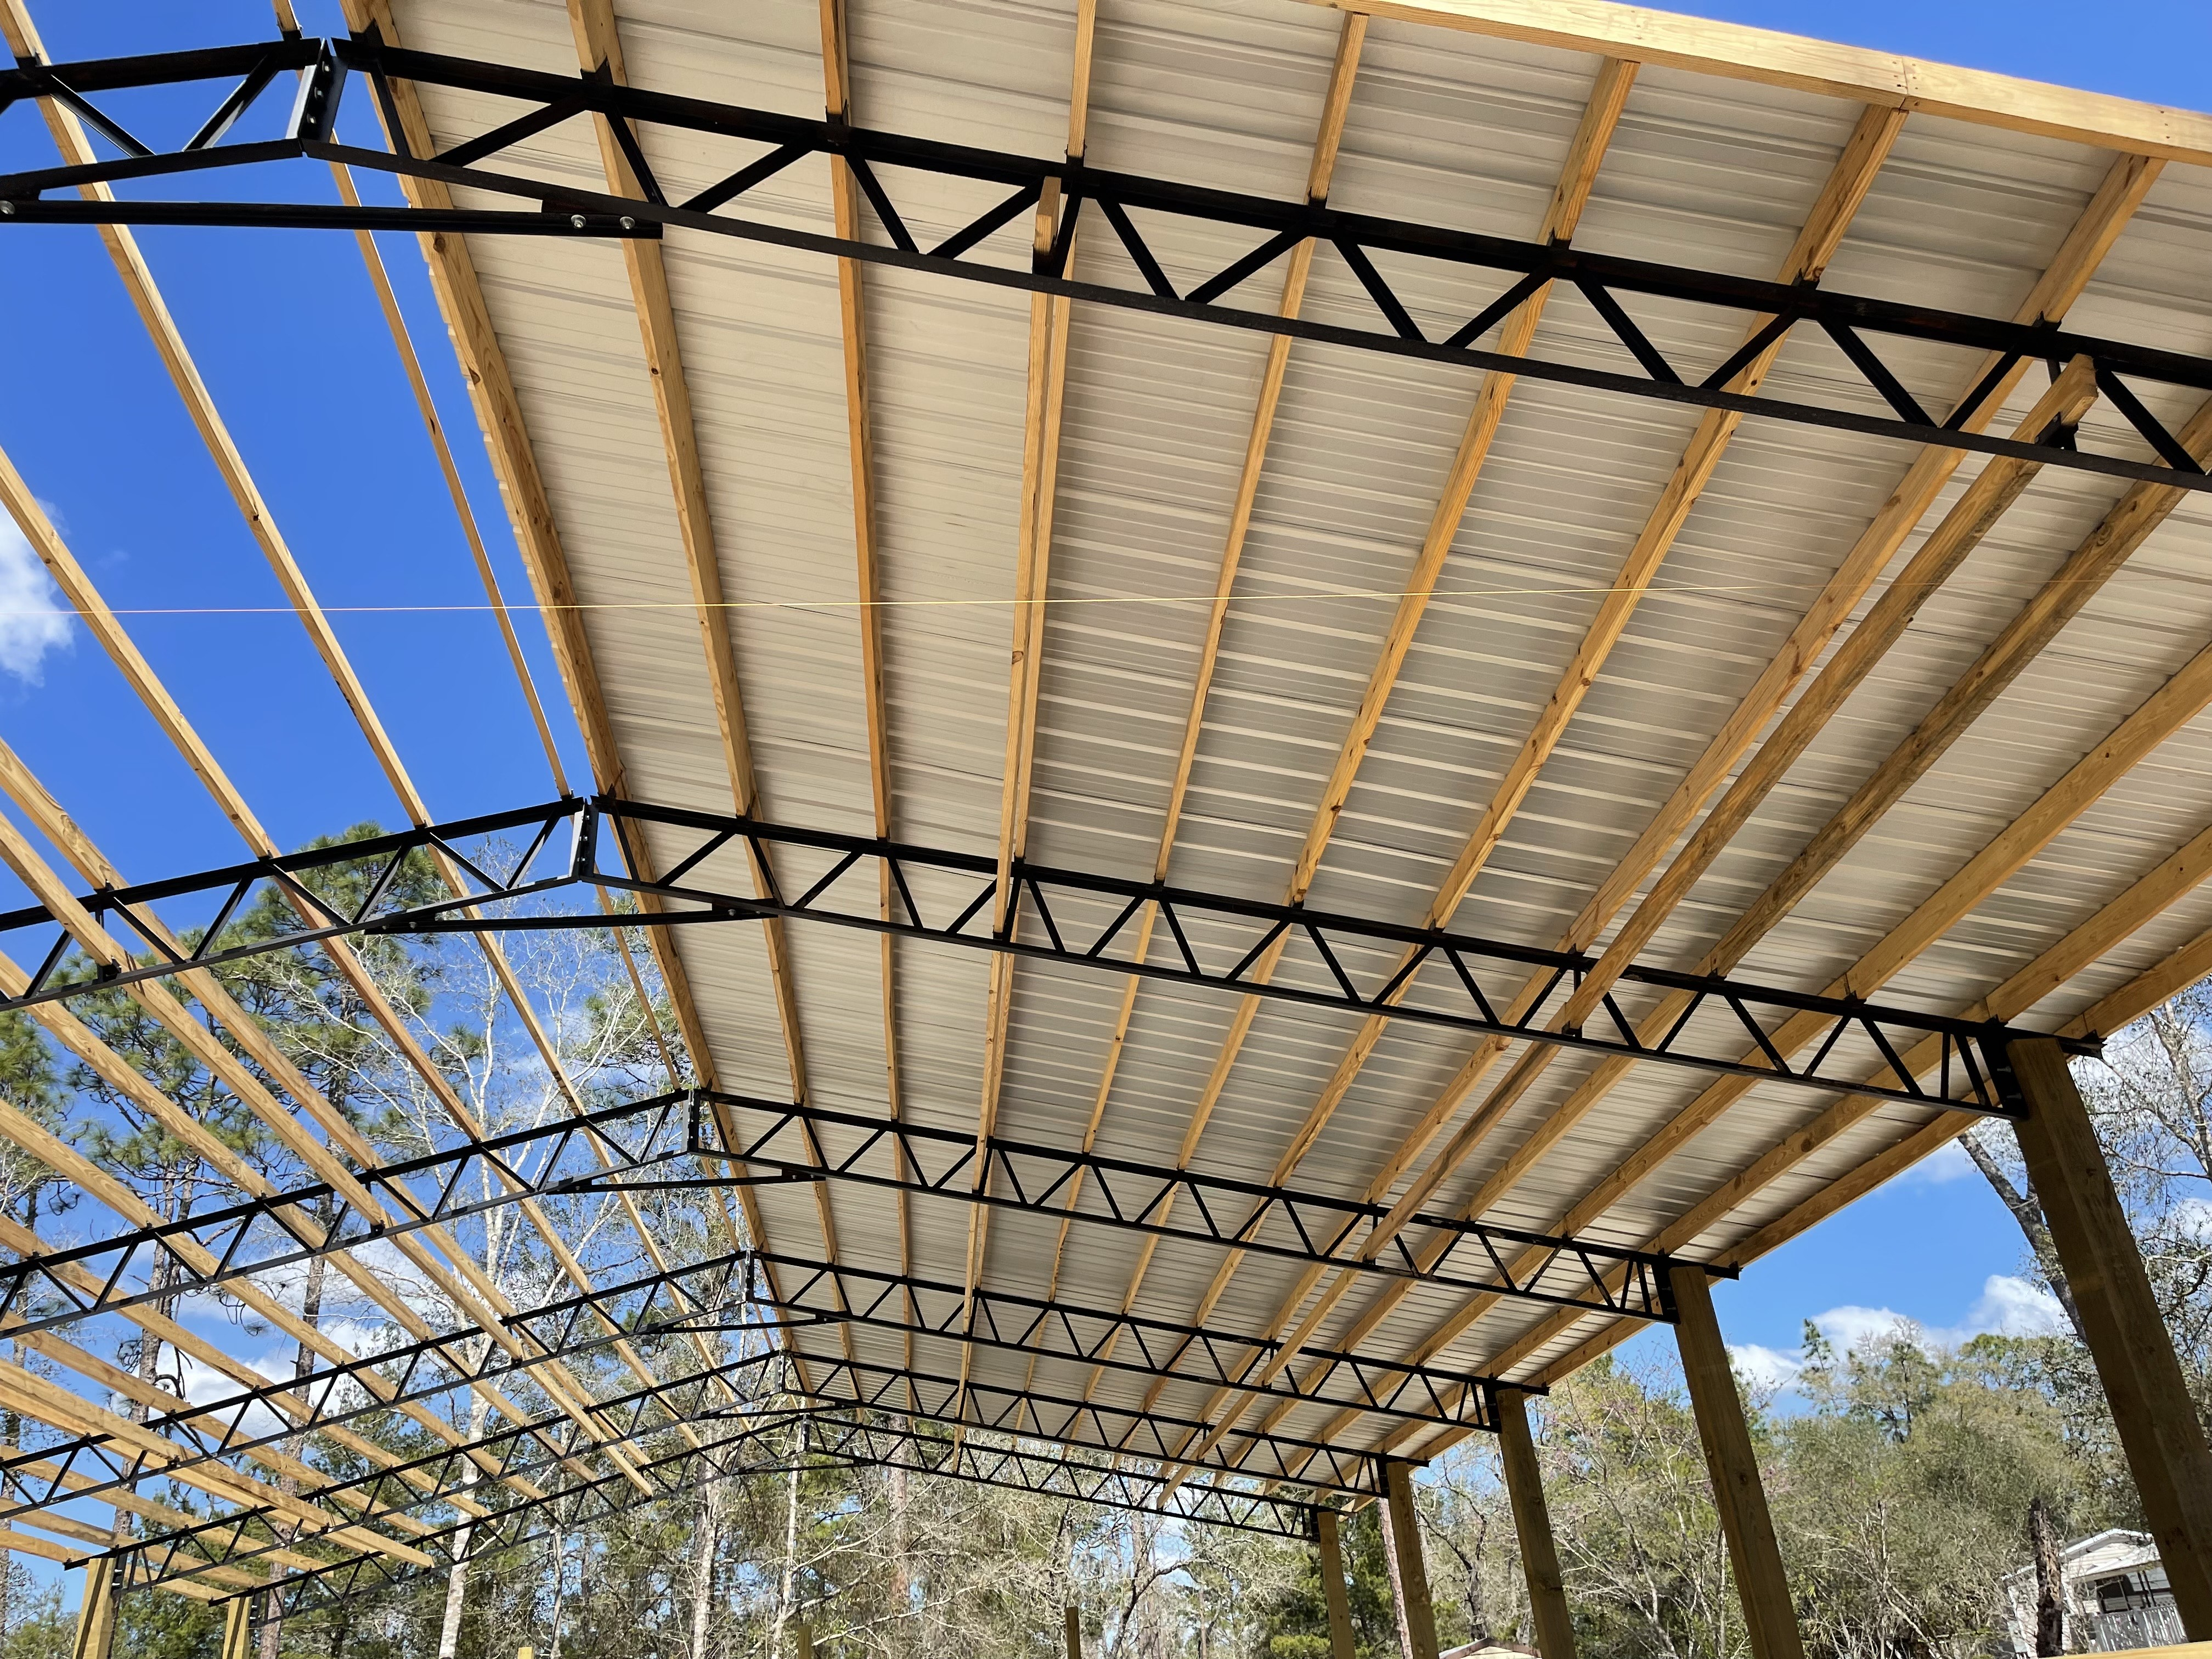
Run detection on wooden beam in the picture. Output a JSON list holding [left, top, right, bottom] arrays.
[[1374, 357, 2096, 1245], [1035, 12, 1375, 1398], [0, 1361, 424, 1564], [1317, 1508, 1358, 1659], [1433, 619, 2212, 1398], [563, 0, 821, 1132], [1460, 620, 2212, 1385], [1125, 54, 1638, 1437], [1381, 1461, 1441, 1659], [2, 1442, 338, 1575], [0, 1210, 493, 1522], [0, 5, 727, 1423], [1155, 100, 1905, 1462], [1297, 0, 2212, 165], [0, 734, 654, 1490], [1670, 1266, 1803, 1659], [1496, 1387, 1576, 1659], [331, 0, 773, 1273], [1365, 143, 2158, 1228], [1065, 1605, 1084, 1659], [1135, 52, 1640, 1214], [1256, 152, 2169, 1452], [818, 0, 917, 1402], [1714, 391, 2212, 974], [2009, 1038, 2212, 1638], [961, 0, 1098, 1357]]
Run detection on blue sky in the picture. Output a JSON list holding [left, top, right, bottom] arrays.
[[2, 0, 2208, 1479]]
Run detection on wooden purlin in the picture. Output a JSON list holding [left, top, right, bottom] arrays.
[[1028, 9, 1376, 1387], [1372, 357, 2101, 1238], [0, 750, 688, 1496], [0, 469, 720, 1492], [561, 0, 854, 1369], [818, 0, 916, 1409], [0, 1361, 426, 1565], [1716, 391, 2212, 979], [1218, 150, 2168, 1469], [1401, 619, 2212, 1437], [1342, 146, 2161, 1226], [1118, 50, 1642, 1438], [1149, 97, 1905, 1479], [0, 1212, 497, 1525], [331, 0, 775, 1285], [1722, 874, 2212, 1277], [0, 0, 723, 1456], [959, 0, 1098, 1387], [1302, 0, 2212, 166]]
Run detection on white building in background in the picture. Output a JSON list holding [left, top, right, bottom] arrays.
[[1999, 1530, 2183, 1655]]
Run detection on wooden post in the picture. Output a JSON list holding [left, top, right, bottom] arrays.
[[1316, 1509, 1357, 1659], [795, 1621, 815, 1659], [1496, 1386, 1577, 1659], [221, 1600, 252, 1659], [2008, 1036, 2212, 1638], [1065, 1604, 1083, 1659], [70, 1559, 115, 1659], [1381, 1460, 1440, 1659], [1669, 1263, 1803, 1659]]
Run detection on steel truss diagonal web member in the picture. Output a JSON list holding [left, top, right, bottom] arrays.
[[1, 38, 2210, 495], [0, 798, 2080, 1116], [112, 1404, 1328, 1614]]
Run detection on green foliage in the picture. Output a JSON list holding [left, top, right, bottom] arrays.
[[115, 1591, 223, 1659]]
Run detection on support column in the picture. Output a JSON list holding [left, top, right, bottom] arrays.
[[1065, 1605, 1082, 1659], [1381, 1460, 1440, 1659], [2008, 1036, 2212, 1638], [1496, 1387, 1577, 1659], [221, 1600, 252, 1659], [70, 1560, 115, 1659], [1668, 1264, 1803, 1659], [1316, 1509, 1357, 1659]]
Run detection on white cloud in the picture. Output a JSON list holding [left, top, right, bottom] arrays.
[[1729, 1275, 2067, 1399], [2171, 1195, 2212, 1246], [1899, 1139, 1976, 1185], [1728, 1342, 1804, 1392], [1946, 1273, 2068, 1341], [0, 515, 71, 683]]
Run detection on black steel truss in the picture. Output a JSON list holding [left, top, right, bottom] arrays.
[[3, 38, 2209, 494], [102, 1392, 1321, 1609], [685, 1093, 1679, 1318], [0, 1069, 1660, 1353], [233, 1410, 1316, 1621], [0, 796, 2078, 1114], [0, 1127, 1511, 1519], [0, 1234, 1400, 1544]]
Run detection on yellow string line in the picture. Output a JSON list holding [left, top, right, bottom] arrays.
[[9, 572, 2162, 619]]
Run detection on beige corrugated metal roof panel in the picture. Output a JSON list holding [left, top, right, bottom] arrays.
[[368, 0, 2212, 1496]]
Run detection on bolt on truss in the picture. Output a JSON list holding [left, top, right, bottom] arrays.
[[2, 38, 2209, 494], [0, 797, 2085, 1114]]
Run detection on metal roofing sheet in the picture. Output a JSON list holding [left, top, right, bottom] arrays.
[[380, 0, 2212, 1481]]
